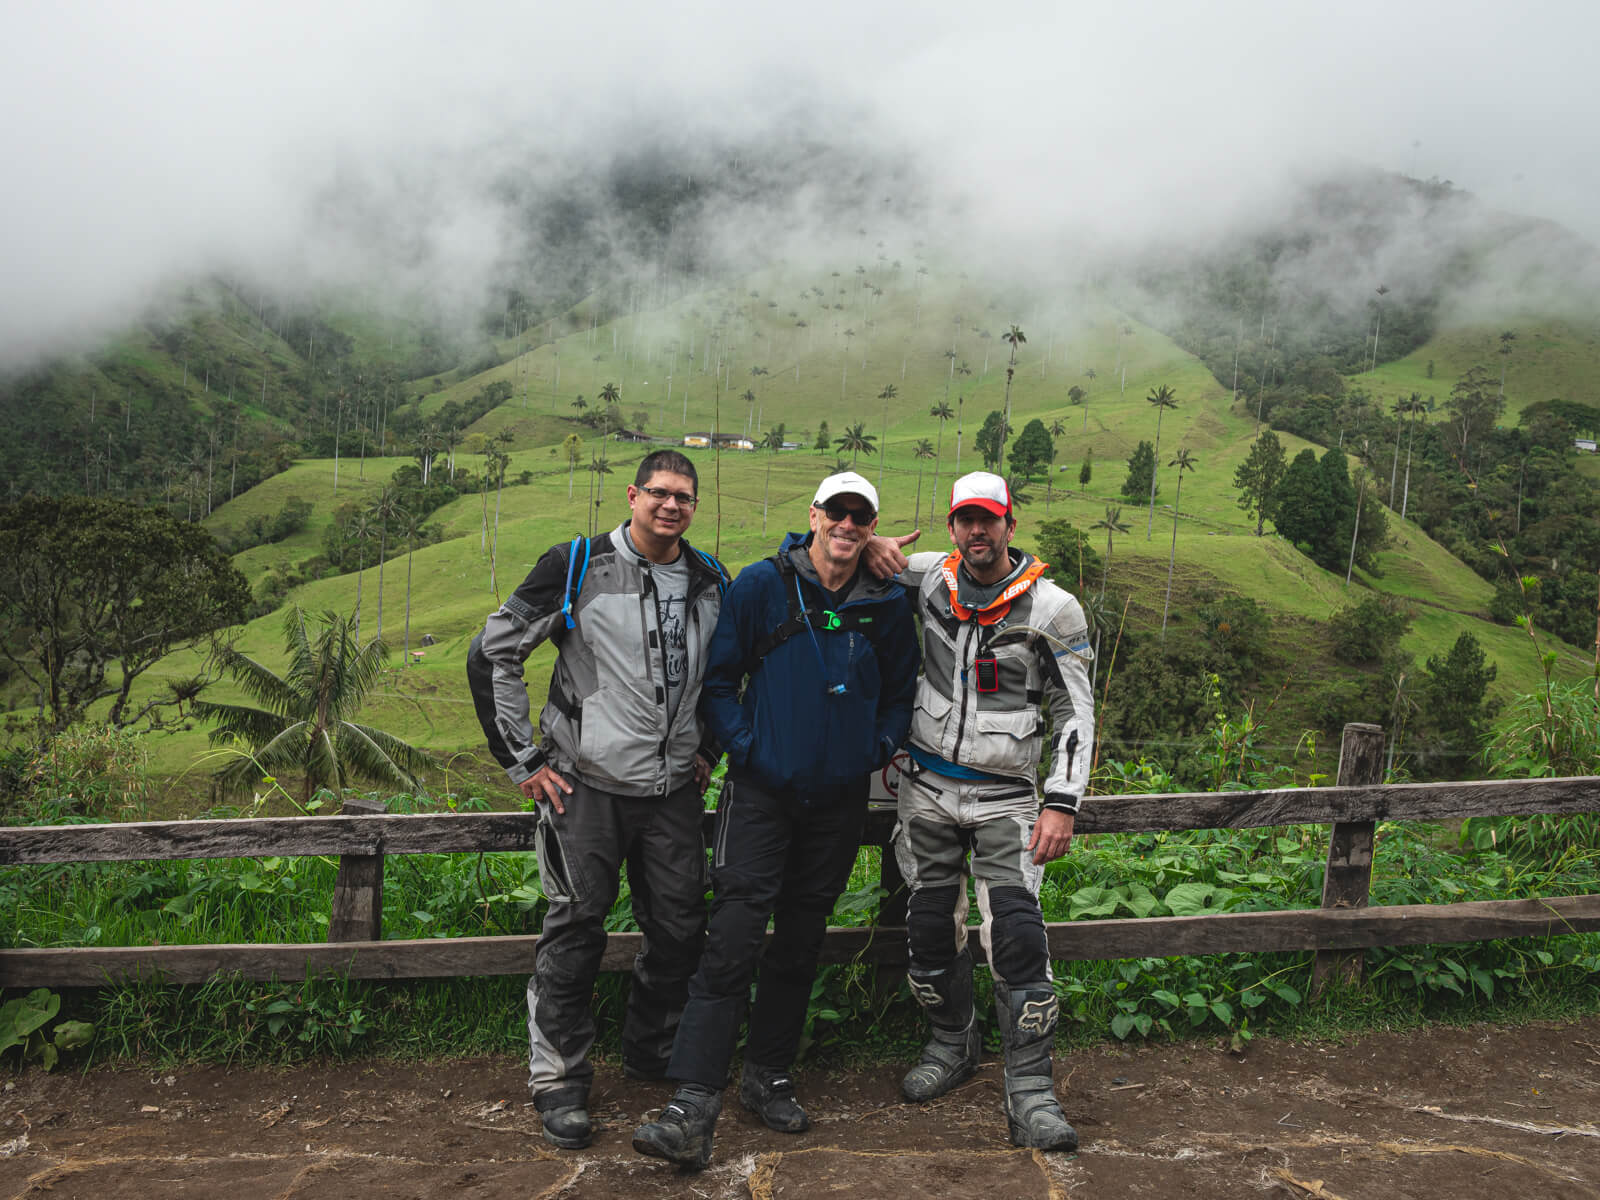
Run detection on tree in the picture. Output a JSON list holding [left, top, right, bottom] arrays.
[[1444, 366, 1504, 466], [815, 420, 831, 454], [1161, 449, 1198, 635], [834, 422, 877, 466], [1411, 632, 1500, 779], [586, 455, 614, 537], [368, 485, 407, 642], [1272, 448, 1333, 555], [761, 424, 786, 534], [975, 410, 1010, 470], [1078, 453, 1092, 491], [1233, 429, 1287, 536], [1034, 519, 1103, 597], [1121, 440, 1157, 502], [1398, 392, 1424, 521], [1497, 329, 1516, 398], [1000, 325, 1026, 472], [928, 401, 954, 522], [1144, 384, 1179, 538], [1009, 418, 1054, 483], [912, 437, 936, 519], [0, 497, 251, 732], [194, 607, 434, 804], [1090, 506, 1131, 604], [876, 383, 898, 487], [400, 506, 425, 666], [1069, 382, 1089, 431], [562, 433, 583, 499]]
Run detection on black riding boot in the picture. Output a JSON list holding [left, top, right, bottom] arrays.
[[994, 979, 1077, 1151], [901, 949, 982, 1102]]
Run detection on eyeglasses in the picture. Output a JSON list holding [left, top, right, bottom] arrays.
[[817, 501, 876, 525], [637, 485, 699, 508]]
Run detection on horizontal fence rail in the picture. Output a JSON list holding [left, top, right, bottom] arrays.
[[5, 776, 1598, 866], [1, 724, 1597, 992]]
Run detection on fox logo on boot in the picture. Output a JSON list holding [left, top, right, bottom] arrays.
[[908, 976, 943, 1008], [1016, 995, 1058, 1037]]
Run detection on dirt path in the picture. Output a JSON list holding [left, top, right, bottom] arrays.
[[1, 1015, 1597, 1199]]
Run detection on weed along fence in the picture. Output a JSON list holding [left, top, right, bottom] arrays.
[[2, 725, 1599, 992]]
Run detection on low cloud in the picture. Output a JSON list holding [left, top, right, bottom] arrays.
[[2, 0, 1597, 367]]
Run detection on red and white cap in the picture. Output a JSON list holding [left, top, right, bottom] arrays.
[[949, 471, 1011, 519]]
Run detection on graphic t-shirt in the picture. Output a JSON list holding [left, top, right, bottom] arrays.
[[650, 551, 692, 723]]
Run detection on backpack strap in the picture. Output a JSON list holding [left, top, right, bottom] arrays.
[[560, 536, 591, 630], [749, 552, 883, 662]]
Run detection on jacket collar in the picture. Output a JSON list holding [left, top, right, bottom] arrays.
[[779, 531, 898, 605]]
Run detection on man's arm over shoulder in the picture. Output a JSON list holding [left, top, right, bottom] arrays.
[[698, 560, 771, 768], [1037, 585, 1095, 813], [871, 588, 922, 763], [466, 544, 573, 785]]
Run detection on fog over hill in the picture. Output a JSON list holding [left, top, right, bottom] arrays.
[[3, 0, 1599, 367]]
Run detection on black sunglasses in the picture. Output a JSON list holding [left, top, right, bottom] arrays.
[[817, 500, 876, 525], [637, 485, 699, 508]]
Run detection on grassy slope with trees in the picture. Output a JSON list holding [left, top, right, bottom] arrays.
[[87, 263, 1586, 796]]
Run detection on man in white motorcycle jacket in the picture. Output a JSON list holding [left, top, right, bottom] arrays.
[[888, 470, 1094, 1151]]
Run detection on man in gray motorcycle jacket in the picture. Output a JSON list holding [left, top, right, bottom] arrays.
[[467, 450, 729, 1150], [880, 470, 1094, 1152]]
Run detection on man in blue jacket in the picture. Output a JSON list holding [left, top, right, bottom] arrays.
[[633, 471, 920, 1171]]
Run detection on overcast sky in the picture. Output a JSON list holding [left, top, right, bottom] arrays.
[[3, 0, 1597, 364]]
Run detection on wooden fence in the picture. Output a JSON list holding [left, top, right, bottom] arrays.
[[2, 725, 1598, 992]]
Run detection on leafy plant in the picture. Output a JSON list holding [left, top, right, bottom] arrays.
[[0, 990, 93, 1070]]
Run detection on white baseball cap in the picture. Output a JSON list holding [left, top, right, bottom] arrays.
[[949, 471, 1011, 519], [812, 471, 879, 515]]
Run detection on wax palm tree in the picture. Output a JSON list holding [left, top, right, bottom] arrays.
[[876, 383, 898, 487], [1161, 449, 1198, 636], [834, 422, 877, 466], [1399, 391, 1424, 520], [194, 607, 434, 805], [1144, 384, 1179, 538], [599, 381, 621, 407], [1091, 505, 1131, 604], [401, 507, 424, 667], [912, 438, 936, 520], [346, 512, 377, 641], [1000, 325, 1026, 472], [587, 454, 614, 537], [1044, 418, 1068, 511], [761, 423, 786, 534], [929, 400, 954, 522], [368, 486, 406, 642]]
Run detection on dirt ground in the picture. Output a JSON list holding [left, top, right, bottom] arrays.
[[0, 1015, 1597, 1200]]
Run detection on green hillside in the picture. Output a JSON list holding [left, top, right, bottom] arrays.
[[141, 270, 1590, 802]]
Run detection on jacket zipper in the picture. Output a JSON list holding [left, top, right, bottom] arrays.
[[950, 618, 978, 767], [642, 568, 670, 788]]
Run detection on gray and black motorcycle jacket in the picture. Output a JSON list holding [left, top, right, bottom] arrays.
[[902, 548, 1095, 812], [467, 521, 730, 798]]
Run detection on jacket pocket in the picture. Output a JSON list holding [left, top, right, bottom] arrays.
[[576, 686, 650, 786], [909, 686, 954, 753], [972, 707, 1042, 780]]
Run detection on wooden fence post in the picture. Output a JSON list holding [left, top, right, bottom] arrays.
[[327, 795, 387, 943], [1311, 723, 1385, 995]]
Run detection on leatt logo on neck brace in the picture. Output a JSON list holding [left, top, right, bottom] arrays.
[[940, 550, 1048, 625]]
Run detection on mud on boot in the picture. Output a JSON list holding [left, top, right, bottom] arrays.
[[739, 1062, 809, 1132], [632, 1085, 723, 1170], [901, 953, 982, 1101], [537, 1103, 593, 1150], [995, 980, 1078, 1152]]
